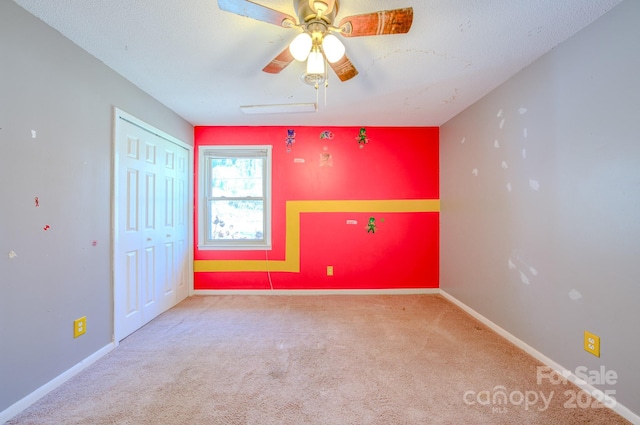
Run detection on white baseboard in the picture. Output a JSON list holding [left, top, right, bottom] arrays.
[[0, 342, 116, 425], [193, 288, 440, 296], [439, 289, 640, 425]]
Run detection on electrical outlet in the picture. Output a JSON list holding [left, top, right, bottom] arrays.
[[74, 316, 86, 338], [584, 330, 600, 357], [327, 266, 334, 276]]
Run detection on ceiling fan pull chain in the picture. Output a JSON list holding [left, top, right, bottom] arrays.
[[324, 82, 327, 106], [324, 57, 329, 106]]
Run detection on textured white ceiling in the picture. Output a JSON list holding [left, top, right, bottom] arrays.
[[12, 0, 623, 126]]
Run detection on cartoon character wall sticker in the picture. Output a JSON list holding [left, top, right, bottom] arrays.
[[366, 216, 385, 233], [367, 217, 376, 233], [356, 127, 369, 148], [319, 130, 334, 140], [285, 129, 296, 152]]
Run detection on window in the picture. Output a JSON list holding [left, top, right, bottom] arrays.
[[198, 145, 272, 250]]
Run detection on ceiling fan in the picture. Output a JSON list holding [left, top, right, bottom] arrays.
[[217, 0, 414, 84]]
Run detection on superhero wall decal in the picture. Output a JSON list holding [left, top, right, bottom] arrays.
[[356, 127, 369, 148], [367, 216, 377, 233], [319, 130, 334, 140], [285, 129, 296, 152]]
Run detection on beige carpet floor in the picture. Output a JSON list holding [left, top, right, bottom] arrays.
[[6, 294, 630, 424]]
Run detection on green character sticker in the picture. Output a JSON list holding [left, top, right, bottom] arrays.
[[356, 127, 369, 148], [367, 217, 376, 233]]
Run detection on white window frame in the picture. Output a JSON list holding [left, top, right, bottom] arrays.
[[198, 145, 272, 250]]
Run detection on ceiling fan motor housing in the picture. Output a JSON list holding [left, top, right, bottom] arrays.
[[296, 0, 339, 29]]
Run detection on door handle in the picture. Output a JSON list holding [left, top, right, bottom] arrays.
[[146, 237, 152, 241]]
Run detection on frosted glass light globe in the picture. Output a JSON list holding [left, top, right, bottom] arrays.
[[322, 34, 345, 63], [289, 33, 312, 61]]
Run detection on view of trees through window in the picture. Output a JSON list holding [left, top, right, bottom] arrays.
[[207, 157, 264, 241]]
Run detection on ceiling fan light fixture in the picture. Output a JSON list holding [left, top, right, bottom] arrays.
[[289, 32, 312, 61], [321, 34, 345, 63], [306, 49, 325, 74]]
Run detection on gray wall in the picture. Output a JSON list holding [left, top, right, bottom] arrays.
[[0, 1, 193, 413], [441, 0, 639, 416]]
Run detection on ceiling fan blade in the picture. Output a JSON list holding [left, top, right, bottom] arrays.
[[328, 54, 358, 82], [217, 0, 297, 27], [262, 47, 295, 74], [338, 7, 413, 37]]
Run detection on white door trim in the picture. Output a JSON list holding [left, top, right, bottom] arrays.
[[112, 108, 193, 343]]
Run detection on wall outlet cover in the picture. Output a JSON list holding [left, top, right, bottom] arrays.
[[74, 316, 87, 338], [584, 330, 600, 357]]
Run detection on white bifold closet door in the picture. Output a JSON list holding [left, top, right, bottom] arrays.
[[114, 110, 191, 342]]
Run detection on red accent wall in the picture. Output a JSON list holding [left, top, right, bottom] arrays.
[[195, 126, 439, 290]]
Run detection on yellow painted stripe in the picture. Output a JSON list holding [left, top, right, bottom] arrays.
[[289, 199, 440, 213], [195, 199, 439, 273], [193, 260, 291, 273]]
